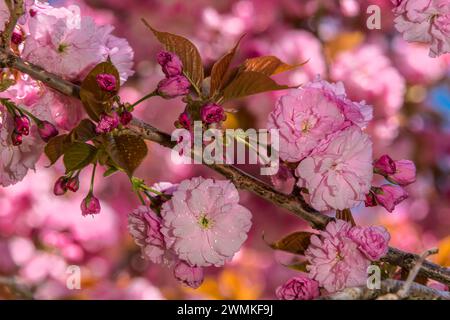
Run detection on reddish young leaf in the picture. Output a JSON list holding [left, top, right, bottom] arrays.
[[269, 231, 314, 255], [240, 55, 303, 76]]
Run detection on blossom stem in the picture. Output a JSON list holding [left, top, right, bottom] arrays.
[[89, 163, 97, 194], [130, 90, 157, 109]]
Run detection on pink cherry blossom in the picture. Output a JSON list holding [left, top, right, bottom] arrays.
[[268, 79, 372, 163], [331, 44, 406, 118], [305, 220, 371, 293], [128, 205, 175, 266], [296, 126, 373, 211], [374, 154, 397, 175], [173, 260, 204, 289], [276, 275, 320, 300], [161, 177, 252, 267], [392, 0, 450, 57], [374, 184, 409, 213], [348, 225, 391, 261]]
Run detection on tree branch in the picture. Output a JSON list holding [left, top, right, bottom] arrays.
[[318, 279, 450, 300], [1, 0, 24, 48], [1, 50, 449, 286], [0, 276, 34, 300]]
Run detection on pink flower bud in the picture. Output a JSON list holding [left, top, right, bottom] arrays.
[[157, 75, 190, 99], [178, 111, 191, 129], [11, 31, 23, 45], [276, 276, 320, 300], [38, 121, 59, 142], [364, 192, 377, 207], [11, 131, 23, 146], [95, 113, 119, 134], [389, 160, 416, 186], [14, 115, 30, 136], [270, 164, 295, 195], [374, 184, 408, 213], [374, 154, 396, 175], [120, 111, 133, 125], [173, 261, 204, 289], [157, 51, 183, 77], [348, 225, 390, 261], [65, 176, 80, 192], [81, 194, 101, 216], [53, 177, 68, 196], [96, 73, 117, 92], [200, 103, 226, 124]]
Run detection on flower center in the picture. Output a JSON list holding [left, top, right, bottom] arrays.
[[57, 43, 69, 53], [198, 214, 212, 229], [301, 120, 312, 133]]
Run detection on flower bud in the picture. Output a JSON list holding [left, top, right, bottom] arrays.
[[388, 160, 416, 186], [11, 131, 23, 146], [53, 176, 68, 196], [200, 103, 226, 124], [119, 110, 133, 126], [11, 31, 23, 45], [95, 113, 119, 134], [157, 51, 183, 77], [374, 154, 396, 175], [173, 261, 204, 289], [14, 115, 30, 136], [81, 194, 101, 216], [364, 192, 377, 207], [178, 111, 191, 129], [96, 73, 117, 92], [374, 184, 408, 213], [65, 176, 80, 192], [276, 276, 320, 300], [157, 75, 190, 99], [38, 121, 59, 142]]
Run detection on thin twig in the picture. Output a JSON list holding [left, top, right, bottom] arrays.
[[1, 50, 450, 286], [0, 276, 34, 299]]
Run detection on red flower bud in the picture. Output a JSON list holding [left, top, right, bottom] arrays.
[[178, 111, 191, 129], [157, 51, 183, 77], [14, 115, 30, 136], [81, 194, 101, 216], [374, 154, 396, 175], [66, 176, 80, 192], [54, 176, 68, 196], [200, 103, 226, 124], [157, 75, 190, 99], [38, 121, 59, 142], [120, 111, 133, 125], [11, 131, 23, 146], [11, 31, 23, 45], [96, 73, 117, 92]]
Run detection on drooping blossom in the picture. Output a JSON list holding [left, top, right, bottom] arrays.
[[373, 184, 409, 213], [161, 177, 252, 267], [389, 159, 416, 186], [81, 193, 101, 216], [348, 226, 391, 261], [173, 260, 204, 289], [331, 44, 406, 118], [268, 79, 371, 162], [53, 177, 68, 196], [14, 115, 31, 136], [157, 51, 183, 77], [128, 205, 175, 265], [305, 220, 370, 293], [200, 103, 226, 124], [391, 0, 450, 57], [65, 176, 80, 192], [296, 126, 373, 211], [276, 275, 320, 300]]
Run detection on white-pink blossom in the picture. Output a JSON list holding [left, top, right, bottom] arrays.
[[296, 126, 373, 211], [161, 177, 252, 267], [305, 220, 371, 293]]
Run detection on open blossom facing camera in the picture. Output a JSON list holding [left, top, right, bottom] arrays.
[[305, 220, 370, 293], [173, 261, 204, 289], [267, 79, 372, 162], [296, 126, 373, 211], [348, 226, 390, 261], [392, 0, 450, 57], [276, 275, 320, 300], [161, 177, 252, 267]]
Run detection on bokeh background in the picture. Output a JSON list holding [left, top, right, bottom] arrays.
[[0, 0, 449, 299]]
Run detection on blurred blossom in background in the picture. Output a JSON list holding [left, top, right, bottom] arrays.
[[0, 0, 449, 299]]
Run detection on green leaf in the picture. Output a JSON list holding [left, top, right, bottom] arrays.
[[103, 166, 119, 177], [70, 119, 97, 142], [209, 35, 244, 97], [63, 142, 98, 172], [240, 56, 304, 76], [285, 261, 309, 272], [44, 134, 70, 166], [269, 231, 314, 255], [105, 131, 148, 177], [80, 60, 120, 121], [142, 19, 204, 88], [222, 71, 290, 101]]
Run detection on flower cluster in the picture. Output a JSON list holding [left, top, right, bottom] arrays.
[[304, 220, 390, 294], [128, 177, 252, 288], [268, 79, 373, 211], [391, 0, 450, 57]]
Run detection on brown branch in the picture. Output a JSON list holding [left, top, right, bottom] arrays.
[[0, 276, 34, 300], [318, 279, 450, 300], [1, 0, 24, 48], [1, 50, 450, 286]]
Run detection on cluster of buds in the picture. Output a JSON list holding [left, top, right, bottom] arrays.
[[365, 154, 416, 212], [10, 109, 58, 146], [156, 51, 190, 99]]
